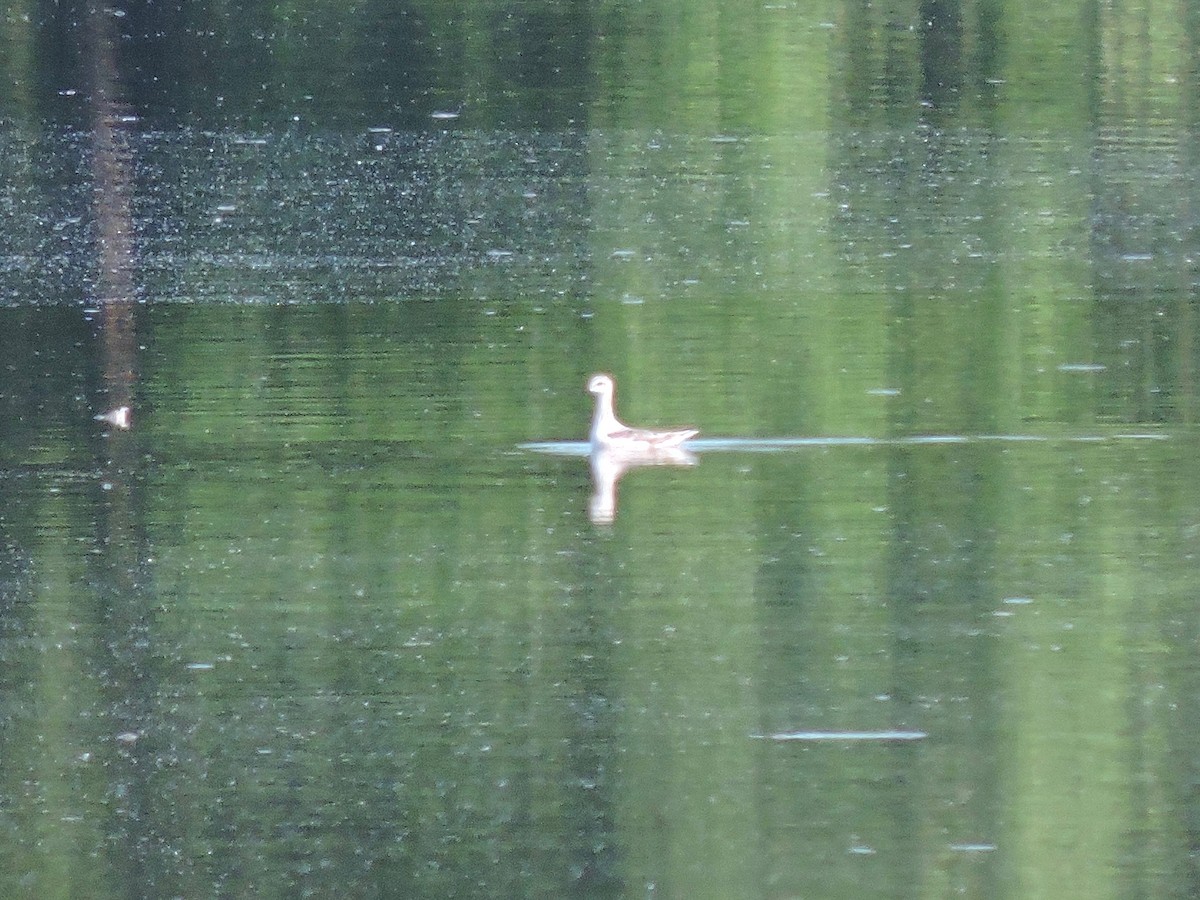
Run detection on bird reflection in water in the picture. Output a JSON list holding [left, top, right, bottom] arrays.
[[588, 444, 697, 524]]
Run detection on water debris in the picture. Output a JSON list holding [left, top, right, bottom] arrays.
[[866, 387, 901, 396], [949, 843, 997, 853], [94, 406, 131, 429], [610, 249, 636, 260], [754, 730, 927, 742], [186, 662, 215, 671], [430, 109, 462, 120], [1057, 363, 1107, 373]]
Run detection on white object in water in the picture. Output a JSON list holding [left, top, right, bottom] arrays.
[[588, 444, 696, 524], [587, 373, 697, 452], [94, 406, 131, 429]]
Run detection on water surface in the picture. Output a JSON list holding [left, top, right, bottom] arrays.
[[3, 2, 1200, 898]]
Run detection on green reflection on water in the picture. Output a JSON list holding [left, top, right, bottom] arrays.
[[3, 0, 1200, 897], [3, 300, 1198, 898]]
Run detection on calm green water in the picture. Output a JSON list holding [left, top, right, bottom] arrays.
[[4, 2, 1200, 898]]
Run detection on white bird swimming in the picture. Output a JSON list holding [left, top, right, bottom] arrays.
[[587, 373, 698, 452]]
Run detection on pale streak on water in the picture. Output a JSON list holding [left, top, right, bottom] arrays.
[[518, 432, 1169, 456], [753, 731, 929, 742]]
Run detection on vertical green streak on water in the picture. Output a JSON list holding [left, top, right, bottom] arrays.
[[998, 6, 1096, 425], [748, 11, 848, 437], [1095, 0, 1185, 124], [589, 0, 720, 132], [878, 440, 1001, 892], [995, 142, 1091, 425], [22, 497, 110, 900], [749, 446, 919, 894], [606, 496, 760, 897], [1147, 437, 1200, 888], [497, 488, 586, 890], [1001, 4, 1092, 133], [1002, 442, 1147, 898], [28, 519, 77, 900], [0, 1, 33, 118]]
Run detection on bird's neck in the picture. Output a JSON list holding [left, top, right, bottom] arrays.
[[591, 392, 622, 439]]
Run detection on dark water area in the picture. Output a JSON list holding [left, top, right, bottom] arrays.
[[5, 2, 1200, 898], [16, 2, 595, 131]]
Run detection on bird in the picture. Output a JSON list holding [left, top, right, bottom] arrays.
[[587, 373, 698, 452]]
